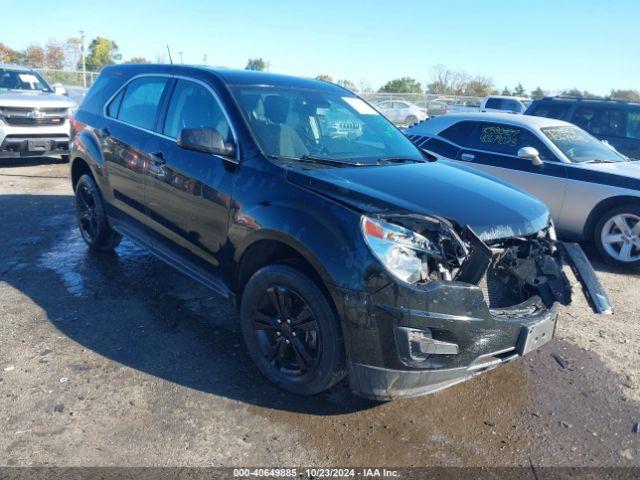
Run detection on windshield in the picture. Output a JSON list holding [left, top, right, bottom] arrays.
[[0, 68, 52, 92], [230, 86, 423, 165], [542, 126, 627, 163]]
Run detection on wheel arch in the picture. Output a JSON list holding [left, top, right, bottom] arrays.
[[584, 195, 640, 240]]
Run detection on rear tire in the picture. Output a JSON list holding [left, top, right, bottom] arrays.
[[405, 115, 418, 125], [240, 265, 345, 395], [74, 174, 122, 251], [594, 205, 640, 268]]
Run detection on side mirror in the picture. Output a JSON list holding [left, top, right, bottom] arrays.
[[52, 83, 67, 96], [177, 128, 235, 157], [518, 146, 543, 166]]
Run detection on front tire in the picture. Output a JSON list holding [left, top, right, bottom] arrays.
[[594, 205, 640, 268], [240, 265, 345, 395], [74, 174, 122, 251]]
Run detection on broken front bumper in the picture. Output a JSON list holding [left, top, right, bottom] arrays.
[[337, 242, 610, 401]]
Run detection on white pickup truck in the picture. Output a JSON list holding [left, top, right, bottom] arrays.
[[0, 64, 76, 161]]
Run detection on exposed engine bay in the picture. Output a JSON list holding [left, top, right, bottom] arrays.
[[379, 213, 575, 313]]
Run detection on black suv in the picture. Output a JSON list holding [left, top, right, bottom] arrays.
[[70, 64, 609, 400], [525, 97, 640, 160]]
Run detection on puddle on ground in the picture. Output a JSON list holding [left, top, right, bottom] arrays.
[[38, 229, 147, 297]]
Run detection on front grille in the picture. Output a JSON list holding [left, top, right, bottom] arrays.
[[4, 117, 65, 126], [0, 107, 68, 127]]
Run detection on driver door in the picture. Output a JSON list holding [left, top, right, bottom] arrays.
[[144, 78, 238, 270]]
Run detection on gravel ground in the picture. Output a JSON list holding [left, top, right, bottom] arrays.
[[0, 159, 639, 468]]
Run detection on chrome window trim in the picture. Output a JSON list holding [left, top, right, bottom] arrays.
[[102, 73, 239, 163]]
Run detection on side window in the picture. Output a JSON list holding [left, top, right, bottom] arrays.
[[106, 89, 124, 118], [530, 103, 570, 119], [485, 98, 501, 109], [574, 106, 625, 137], [470, 122, 554, 159], [113, 77, 168, 130], [163, 80, 232, 142], [502, 100, 520, 112], [439, 121, 476, 146], [627, 110, 640, 140]]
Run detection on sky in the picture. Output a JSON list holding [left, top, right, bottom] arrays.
[[2, 0, 639, 95]]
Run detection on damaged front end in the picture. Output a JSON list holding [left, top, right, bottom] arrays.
[[362, 213, 611, 316], [348, 213, 612, 400]]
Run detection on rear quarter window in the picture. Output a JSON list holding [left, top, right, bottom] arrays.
[[529, 102, 570, 119]]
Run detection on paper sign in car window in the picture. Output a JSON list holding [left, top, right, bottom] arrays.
[[19, 74, 39, 84], [342, 97, 378, 115]]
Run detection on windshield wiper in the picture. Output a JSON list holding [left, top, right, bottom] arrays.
[[584, 158, 617, 164], [269, 154, 367, 167], [376, 156, 427, 165]]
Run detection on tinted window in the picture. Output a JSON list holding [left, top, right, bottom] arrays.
[[626, 110, 640, 140], [485, 98, 502, 109], [470, 122, 554, 159], [573, 106, 625, 137], [116, 77, 168, 130], [106, 89, 124, 117], [529, 102, 570, 119], [163, 80, 232, 142], [440, 121, 476, 146]]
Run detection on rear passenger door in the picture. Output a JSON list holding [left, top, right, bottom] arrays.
[[102, 76, 170, 231], [143, 78, 238, 272], [448, 121, 568, 222]]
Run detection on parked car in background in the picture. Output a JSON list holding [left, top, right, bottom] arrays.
[[480, 95, 531, 114], [406, 112, 640, 267], [69, 64, 608, 400], [375, 99, 428, 125], [0, 64, 76, 161], [426, 100, 449, 116], [525, 97, 640, 160]]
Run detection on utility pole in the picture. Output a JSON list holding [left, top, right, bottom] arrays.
[[178, 51, 184, 64], [202, 54, 207, 66], [79, 30, 87, 88]]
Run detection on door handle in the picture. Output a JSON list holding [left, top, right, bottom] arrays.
[[461, 153, 475, 161]]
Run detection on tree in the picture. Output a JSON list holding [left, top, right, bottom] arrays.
[[45, 41, 65, 69], [531, 86, 546, 100], [24, 44, 46, 68], [379, 77, 422, 94], [315, 74, 333, 82], [463, 76, 494, 97], [82, 37, 121, 71], [562, 88, 598, 98], [501, 87, 512, 96], [336, 79, 357, 92], [125, 57, 151, 64], [64, 37, 83, 70], [513, 83, 526, 97], [0, 43, 20, 64], [245, 58, 268, 71], [610, 89, 640, 102]]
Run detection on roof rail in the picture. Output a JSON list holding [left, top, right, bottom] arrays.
[[541, 95, 639, 105]]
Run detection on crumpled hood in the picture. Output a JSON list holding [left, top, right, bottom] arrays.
[[287, 160, 551, 241], [0, 91, 76, 108]]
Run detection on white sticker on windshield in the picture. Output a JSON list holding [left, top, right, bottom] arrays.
[[19, 74, 39, 84], [342, 97, 378, 115]]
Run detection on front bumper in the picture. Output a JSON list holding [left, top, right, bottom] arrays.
[[0, 123, 70, 158], [335, 241, 609, 401]]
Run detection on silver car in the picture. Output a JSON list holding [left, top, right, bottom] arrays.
[[375, 100, 428, 125], [406, 112, 640, 267]]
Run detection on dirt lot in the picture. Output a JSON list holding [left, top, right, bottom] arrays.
[[1, 159, 639, 468]]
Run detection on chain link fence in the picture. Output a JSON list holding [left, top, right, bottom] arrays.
[[360, 92, 482, 108], [34, 68, 99, 88]]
